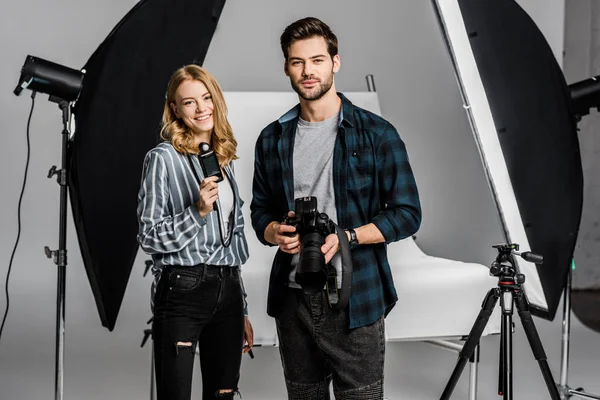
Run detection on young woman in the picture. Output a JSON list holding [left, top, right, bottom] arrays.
[[137, 65, 253, 400]]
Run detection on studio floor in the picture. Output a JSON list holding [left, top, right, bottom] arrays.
[[236, 303, 600, 400], [1, 295, 599, 400]]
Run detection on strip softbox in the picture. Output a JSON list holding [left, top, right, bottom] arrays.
[[433, 0, 584, 320], [70, 0, 226, 330]]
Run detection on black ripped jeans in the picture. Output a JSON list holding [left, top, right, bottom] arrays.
[[152, 264, 244, 400]]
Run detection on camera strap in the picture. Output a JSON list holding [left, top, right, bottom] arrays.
[[326, 265, 339, 305], [326, 224, 353, 309]]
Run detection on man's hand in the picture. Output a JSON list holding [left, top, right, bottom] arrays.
[[265, 211, 301, 254], [321, 233, 340, 264], [243, 316, 254, 353]]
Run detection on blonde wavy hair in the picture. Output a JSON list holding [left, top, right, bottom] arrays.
[[160, 65, 238, 166]]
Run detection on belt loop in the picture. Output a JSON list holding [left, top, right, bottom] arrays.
[[200, 263, 206, 282]]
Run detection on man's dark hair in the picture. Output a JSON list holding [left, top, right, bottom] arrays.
[[280, 17, 338, 61]]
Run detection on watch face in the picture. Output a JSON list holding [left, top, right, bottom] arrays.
[[350, 229, 358, 245]]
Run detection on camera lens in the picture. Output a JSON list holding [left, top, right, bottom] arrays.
[[296, 232, 327, 293]]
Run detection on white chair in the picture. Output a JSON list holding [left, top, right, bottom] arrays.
[[386, 236, 500, 341]]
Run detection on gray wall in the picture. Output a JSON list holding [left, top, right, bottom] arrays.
[[0, 1, 569, 399], [564, 0, 600, 289]]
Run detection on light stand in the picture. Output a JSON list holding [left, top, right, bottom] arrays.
[[556, 267, 600, 400], [13, 55, 83, 400], [43, 96, 73, 400], [555, 77, 600, 400]]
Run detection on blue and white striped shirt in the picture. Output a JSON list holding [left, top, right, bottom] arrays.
[[137, 142, 250, 307]]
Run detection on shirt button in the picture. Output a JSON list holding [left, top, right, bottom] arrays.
[[352, 152, 357, 156]]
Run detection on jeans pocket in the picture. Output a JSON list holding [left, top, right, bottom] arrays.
[[168, 269, 201, 292]]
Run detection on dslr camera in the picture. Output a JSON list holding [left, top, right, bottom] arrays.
[[283, 196, 336, 294]]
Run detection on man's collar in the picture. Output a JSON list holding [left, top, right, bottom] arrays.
[[278, 92, 355, 128]]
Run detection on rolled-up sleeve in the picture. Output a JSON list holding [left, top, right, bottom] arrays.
[[372, 122, 421, 243], [250, 134, 277, 247]]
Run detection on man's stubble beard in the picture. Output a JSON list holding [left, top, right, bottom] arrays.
[[291, 70, 334, 101]]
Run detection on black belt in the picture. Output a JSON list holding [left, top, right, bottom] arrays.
[[163, 264, 239, 278]]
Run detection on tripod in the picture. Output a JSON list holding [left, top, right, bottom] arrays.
[[440, 243, 561, 400], [43, 96, 72, 400]]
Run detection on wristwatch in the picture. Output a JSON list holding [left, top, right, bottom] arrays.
[[348, 229, 359, 249]]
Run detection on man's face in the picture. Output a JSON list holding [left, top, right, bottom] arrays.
[[285, 36, 340, 101]]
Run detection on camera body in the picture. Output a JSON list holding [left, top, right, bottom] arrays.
[[284, 196, 336, 293]]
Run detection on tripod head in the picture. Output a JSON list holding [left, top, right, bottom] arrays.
[[489, 243, 543, 284]]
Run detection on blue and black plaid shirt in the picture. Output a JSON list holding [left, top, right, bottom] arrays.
[[251, 93, 421, 328]]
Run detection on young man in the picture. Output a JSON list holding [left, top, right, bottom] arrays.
[[250, 17, 421, 399]]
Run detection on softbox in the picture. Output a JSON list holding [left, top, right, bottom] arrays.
[[70, 0, 226, 330], [433, 0, 583, 320]]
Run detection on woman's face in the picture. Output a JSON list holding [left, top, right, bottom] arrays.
[[171, 79, 214, 136]]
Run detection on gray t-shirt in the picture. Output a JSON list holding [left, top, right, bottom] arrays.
[[289, 112, 342, 288]]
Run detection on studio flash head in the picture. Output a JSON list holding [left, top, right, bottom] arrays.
[[14, 55, 84, 102]]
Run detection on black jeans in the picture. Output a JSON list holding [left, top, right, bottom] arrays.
[[153, 264, 244, 400], [276, 287, 386, 400]]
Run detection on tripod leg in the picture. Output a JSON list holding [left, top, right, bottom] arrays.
[[501, 311, 513, 399], [499, 291, 514, 399], [514, 291, 561, 400], [440, 288, 500, 400], [468, 344, 480, 400], [498, 316, 505, 396]]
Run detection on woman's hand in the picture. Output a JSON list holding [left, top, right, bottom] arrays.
[[243, 316, 254, 353], [196, 176, 220, 217]]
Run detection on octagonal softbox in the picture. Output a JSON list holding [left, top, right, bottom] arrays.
[[70, 0, 226, 330], [433, 0, 583, 320]]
